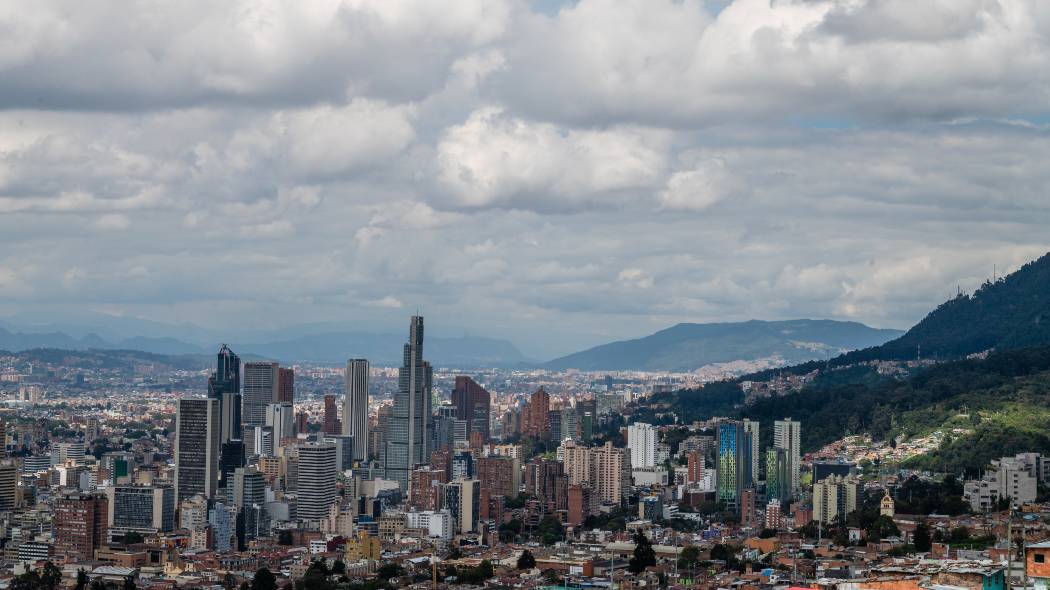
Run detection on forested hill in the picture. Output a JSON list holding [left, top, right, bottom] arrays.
[[738, 251, 1050, 382], [633, 346, 1050, 476], [846, 251, 1050, 362]]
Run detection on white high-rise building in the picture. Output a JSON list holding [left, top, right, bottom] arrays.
[[297, 443, 337, 521], [628, 422, 657, 468], [743, 419, 760, 485], [343, 359, 369, 463], [774, 418, 802, 497], [266, 403, 295, 446]]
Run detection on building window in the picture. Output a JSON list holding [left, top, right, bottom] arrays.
[[1036, 553, 1045, 563]]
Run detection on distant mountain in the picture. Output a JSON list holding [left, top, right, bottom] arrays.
[[0, 324, 530, 368], [232, 332, 530, 367], [545, 319, 903, 372]]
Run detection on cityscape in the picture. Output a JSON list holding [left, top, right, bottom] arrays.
[[4, 2, 1050, 590]]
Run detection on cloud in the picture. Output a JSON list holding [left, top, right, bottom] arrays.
[[94, 213, 130, 231], [435, 107, 669, 211], [1, 1, 1050, 358]]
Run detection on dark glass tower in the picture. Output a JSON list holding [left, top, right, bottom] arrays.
[[208, 345, 241, 444]]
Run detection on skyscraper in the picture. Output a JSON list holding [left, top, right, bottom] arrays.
[[175, 398, 220, 501], [323, 394, 340, 435], [717, 421, 752, 513], [242, 362, 279, 435], [266, 402, 295, 446], [742, 419, 760, 485], [277, 367, 295, 403], [627, 422, 657, 468], [451, 376, 491, 442], [766, 448, 790, 505], [382, 316, 432, 490], [343, 359, 370, 463], [297, 443, 337, 520], [774, 418, 802, 498], [231, 467, 268, 548], [208, 345, 241, 445], [525, 387, 550, 439]]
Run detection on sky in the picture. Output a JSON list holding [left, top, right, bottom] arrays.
[[1, 0, 1050, 359]]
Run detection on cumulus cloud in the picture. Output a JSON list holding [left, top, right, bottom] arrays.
[[435, 107, 669, 211], [1, 0, 1049, 357]]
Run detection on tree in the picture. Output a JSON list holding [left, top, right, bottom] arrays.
[[677, 546, 701, 571], [517, 550, 537, 570], [758, 528, 777, 538], [538, 515, 564, 545], [89, 581, 107, 590], [41, 562, 63, 590], [628, 532, 657, 574], [122, 576, 137, 590], [123, 531, 144, 545], [376, 563, 404, 580], [75, 570, 90, 590], [331, 560, 346, 576], [913, 523, 932, 552], [252, 568, 277, 590]]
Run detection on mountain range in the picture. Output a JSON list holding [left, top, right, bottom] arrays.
[[545, 319, 903, 371]]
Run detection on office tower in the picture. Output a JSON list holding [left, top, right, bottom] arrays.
[[627, 422, 657, 468], [718, 421, 752, 513], [774, 418, 802, 497], [0, 462, 16, 511], [53, 441, 86, 465], [580, 412, 594, 442], [219, 438, 245, 489], [560, 407, 579, 441], [54, 492, 108, 563], [209, 502, 236, 553], [443, 479, 480, 534], [323, 395, 340, 435], [242, 362, 279, 434], [766, 448, 790, 506], [252, 426, 274, 457], [277, 367, 295, 404], [175, 398, 220, 501], [547, 410, 562, 443], [451, 451, 474, 480], [451, 376, 491, 441], [813, 474, 861, 524], [107, 484, 175, 534], [343, 359, 369, 462], [266, 403, 295, 446], [323, 435, 354, 471], [297, 443, 337, 520], [477, 456, 519, 499], [742, 419, 760, 484], [208, 345, 241, 444], [525, 387, 550, 439], [0, 420, 7, 458], [382, 316, 433, 490], [231, 467, 268, 546]]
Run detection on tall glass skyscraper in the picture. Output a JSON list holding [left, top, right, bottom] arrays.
[[208, 345, 241, 444], [382, 316, 433, 491], [717, 420, 753, 513]]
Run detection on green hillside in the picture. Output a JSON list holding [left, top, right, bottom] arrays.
[[632, 346, 1050, 475]]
